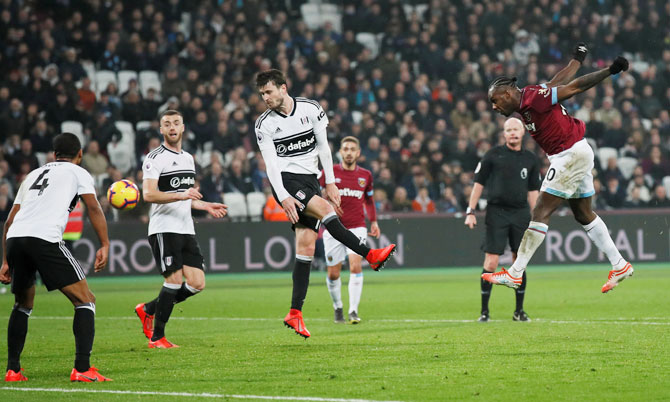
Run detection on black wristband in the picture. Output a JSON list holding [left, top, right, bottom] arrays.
[[466, 207, 474, 215]]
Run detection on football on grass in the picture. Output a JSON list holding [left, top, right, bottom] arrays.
[[107, 179, 140, 210]]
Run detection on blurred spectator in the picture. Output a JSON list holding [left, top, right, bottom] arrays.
[[641, 146, 670, 183], [81, 140, 109, 177], [391, 186, 412, 212], [412, 186, 436, 213], [29, 119, 54, 153], [602, 177, 626, 209], [201, 160, 225, 203], [223, 159, 256, 195], [512, 30, 539, 65], [648, 184, 670, 208], [263, 189, 289, 222], [437, 186, 461, 213], [9, 139, 39, 174]]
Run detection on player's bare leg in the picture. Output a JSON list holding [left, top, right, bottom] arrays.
[[347, 253, 364, 324], [305, 196, 395, 270], [483, 192, 562, 287], [568, 197, 633, 292], [6, 285, 35, 381], [60, 280, 111, 381], [326, 263, 345, 323], [284, 226, 316, 338]]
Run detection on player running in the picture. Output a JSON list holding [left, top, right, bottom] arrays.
[[320, 136, 381, 324], [1, 133, 111, 382], [483, 44, 633, 293], [254, 69, 395, 338]]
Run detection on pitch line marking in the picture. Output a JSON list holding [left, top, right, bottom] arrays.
[[0, 387, 402, 402], [28, 316, 670, 326]]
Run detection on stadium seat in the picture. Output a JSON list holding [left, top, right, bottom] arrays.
[[81, 60, 96, 80], [223, 192, 248, 221], [136, 121, 152, 132], [663, 176, 670, 198], [35, 152, 47, 167], [117, 70, 138, 94], [300, 3, 321, 30], [351, 110, 363, 124], [321, 12, 342, 32], [320, 3, 338, 14], [355, 32, 380, 59], [139, 70, 161, 98], [246, 192, 266, 221], [585, 137, 597, 152], [597, 147, 617, 170], [61, 121, 87, 147], [617, 157, 637, 180], [414, 4, 429, 21], [115, 121, 135, 137], [95, 70, 117, 96], [403, 4, 414, 17]]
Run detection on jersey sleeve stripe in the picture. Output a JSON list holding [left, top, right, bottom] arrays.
[[296, 97, 321, 109], [255, 110, 272, 129]]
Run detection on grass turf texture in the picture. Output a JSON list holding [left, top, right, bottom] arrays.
[[1, 264, 669, 401]]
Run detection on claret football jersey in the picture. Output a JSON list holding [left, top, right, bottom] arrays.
[[519, 84, 585, 155]]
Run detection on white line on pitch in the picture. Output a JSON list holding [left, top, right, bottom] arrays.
[[0, 387, 402, 402], [27, 316, 670, 325]]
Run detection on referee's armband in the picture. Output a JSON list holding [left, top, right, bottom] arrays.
[[466, 207, 474, 215]]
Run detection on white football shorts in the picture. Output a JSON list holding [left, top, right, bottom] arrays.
[[541, 138, 595, 199], [323, 226, 368, 266]]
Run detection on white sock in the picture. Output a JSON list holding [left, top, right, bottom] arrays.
[[348, 272, 363, 314], [509, 221, 548, 277], [326, 277, 343, 309], [583, 215, 626, 269]]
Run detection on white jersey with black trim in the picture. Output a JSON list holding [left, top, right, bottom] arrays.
[[7, 161, 96, 243], [254, 96, 329, 176], [142, 145, 196, 235]]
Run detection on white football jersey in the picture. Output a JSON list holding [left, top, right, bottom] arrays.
[[142, 145, 196, 235], [254, 97, 329, 175], [7, 161, 96, 243]]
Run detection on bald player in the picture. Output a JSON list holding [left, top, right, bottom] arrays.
[[465, 118, 541, 322]]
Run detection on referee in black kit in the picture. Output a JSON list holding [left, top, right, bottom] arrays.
[[465, 117, 541, 322]]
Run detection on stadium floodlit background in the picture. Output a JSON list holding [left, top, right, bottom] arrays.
[[1, 0, 669, 401]]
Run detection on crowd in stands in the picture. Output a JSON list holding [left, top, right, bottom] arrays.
[[1, 0, 670, 223]]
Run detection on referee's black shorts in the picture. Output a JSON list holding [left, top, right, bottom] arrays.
[[7, 236, 86, 293], [271, 172, 322, 233], [482, 205, 531, 255]]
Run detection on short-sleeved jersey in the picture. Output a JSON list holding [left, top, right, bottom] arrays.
[[474, 145, 541, 209], [254, 97, 329, 175], [7, 161, 96, 242], [142, 145, 196, 235], [519, 84, 585, 155], [319, 165, 374, 229]]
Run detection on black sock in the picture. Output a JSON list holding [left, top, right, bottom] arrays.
[[7, 305, 31, 372], [144, 298, 158, 315], [515, 272, 527, 312], [291, 256, 312, 311], [481, 269, 492, 315], [322, 214, 371, 257], [73, 304, 95, 373], [175, 283, 199, 303], [152, 286, 178, 341]]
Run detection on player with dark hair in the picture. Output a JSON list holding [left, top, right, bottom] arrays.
[[319, 136, 381, 324], [1, 132, 111, 382], [466, 118, 541, 322], [483, 45, 634, 293], [254, 69, 395, 338], [134, 110, 227, 348]]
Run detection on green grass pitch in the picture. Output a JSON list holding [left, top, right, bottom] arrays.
[[0, 264, 669, 401]]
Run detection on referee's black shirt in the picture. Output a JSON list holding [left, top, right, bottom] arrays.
[[474, 145, 541, 209]]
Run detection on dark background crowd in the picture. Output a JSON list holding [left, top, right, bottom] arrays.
[[1, 0, 670, 222]]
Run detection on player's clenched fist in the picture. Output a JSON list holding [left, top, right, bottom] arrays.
[[609, 56, 629, 75], [573, 42, 588, 63]]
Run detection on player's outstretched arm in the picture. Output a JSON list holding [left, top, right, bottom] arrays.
[[192, 199, 228, 218], [143, 178, 202, 204], [545, 43, 588, 87], [556, 56, 628, 102], [81, 193, 110, 272]]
